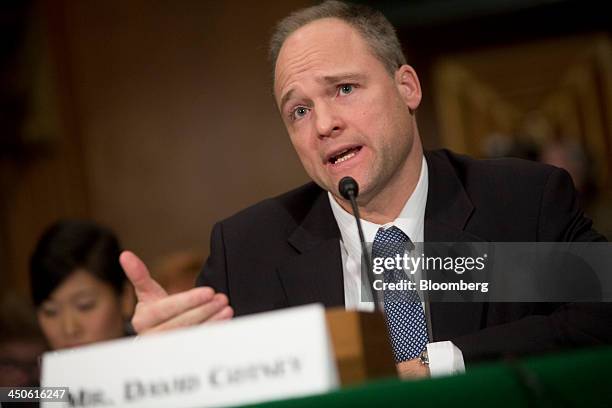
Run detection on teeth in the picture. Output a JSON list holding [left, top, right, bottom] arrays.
[[334, 151, 356, 164]]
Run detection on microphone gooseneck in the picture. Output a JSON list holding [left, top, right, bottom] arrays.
[[337, 177, 380, 308]]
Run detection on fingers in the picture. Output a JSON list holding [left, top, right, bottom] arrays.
[[132, 287, 216, 333], [120, 251, 167, 302], [207, 305, 234, 322], [121, 249, 234, 335], [144, 293, 232, 334]]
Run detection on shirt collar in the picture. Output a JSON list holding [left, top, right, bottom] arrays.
[[329, 156, 428, 253]]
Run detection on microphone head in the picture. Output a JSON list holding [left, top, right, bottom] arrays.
[[338, 176, 359, 200]]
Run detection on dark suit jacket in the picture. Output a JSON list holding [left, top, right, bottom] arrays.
[[197, 149, 611, 362]]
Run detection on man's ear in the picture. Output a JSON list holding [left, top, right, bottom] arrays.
[[395, 65, 422, 113]]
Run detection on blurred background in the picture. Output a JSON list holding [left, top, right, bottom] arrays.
[[0, 0, 610, 305]]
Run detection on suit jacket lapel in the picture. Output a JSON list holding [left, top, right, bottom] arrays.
[[275, 152, 488, 340], [278, 189, 345, 308], [424, 151, 487, 341]]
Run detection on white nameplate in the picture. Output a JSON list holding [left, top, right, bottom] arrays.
[[41, 304, 338, 407]]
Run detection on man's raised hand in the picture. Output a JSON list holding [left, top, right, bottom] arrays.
[[119, 251, 233, 334]]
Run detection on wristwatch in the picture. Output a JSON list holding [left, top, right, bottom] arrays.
[[419, 349, 429, 366]]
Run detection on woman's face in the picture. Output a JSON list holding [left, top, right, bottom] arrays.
[[37, 270, 130, 350]]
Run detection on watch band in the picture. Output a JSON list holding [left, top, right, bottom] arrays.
[[419, 349, 429, 365]]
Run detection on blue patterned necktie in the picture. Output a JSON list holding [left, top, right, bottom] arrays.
[[372, 226, 429, 362]]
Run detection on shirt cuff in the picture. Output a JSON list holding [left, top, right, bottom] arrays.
[[426, 341, 465, 377]]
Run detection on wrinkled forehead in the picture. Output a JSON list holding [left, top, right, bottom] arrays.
[[273, 18, 373, 96]]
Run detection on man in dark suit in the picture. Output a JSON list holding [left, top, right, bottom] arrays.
[[120, 1, 610, 377], [193, 148, 609, 369]]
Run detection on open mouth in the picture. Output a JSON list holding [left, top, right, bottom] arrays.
[[328, 146, 362, 165]]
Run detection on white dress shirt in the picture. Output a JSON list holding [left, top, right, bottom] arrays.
[[328, 156, 465, 377]]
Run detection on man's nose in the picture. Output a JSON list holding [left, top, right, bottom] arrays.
[[315, 102, 343, 138]]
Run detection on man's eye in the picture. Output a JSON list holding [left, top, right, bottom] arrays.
[[338, 84, 354, 96], [292, 106, 309, 120]]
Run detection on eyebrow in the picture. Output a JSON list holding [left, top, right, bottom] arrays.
[[279, 72, 366, 112], [62, 289, 97, 304], [321, 72, 366, 84], [280, 89, 297, 113]]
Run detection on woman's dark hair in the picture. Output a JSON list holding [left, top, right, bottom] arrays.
[[30, 220, 126, 308]]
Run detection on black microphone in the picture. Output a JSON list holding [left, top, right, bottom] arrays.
[[338, 177, 359, 201], [338, 177, 380, 308]]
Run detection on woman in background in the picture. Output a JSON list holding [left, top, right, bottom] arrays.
[[30, 220, 134, 350]]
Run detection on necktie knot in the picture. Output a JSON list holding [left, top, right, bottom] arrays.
[[372, 226, 413, 257]]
